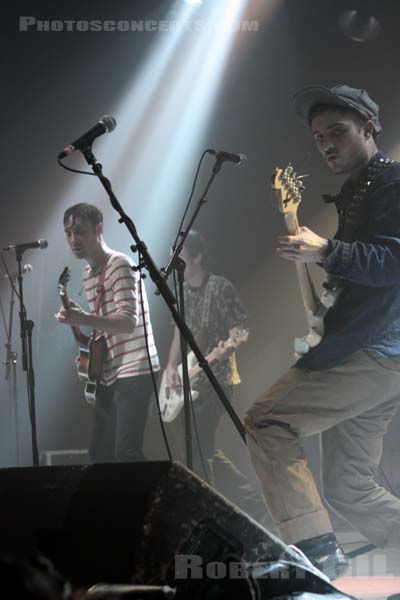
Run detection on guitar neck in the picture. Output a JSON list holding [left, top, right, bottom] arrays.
[[295, 264, 320, 314], [187, 338, 239, 382], [61, 293, 89, 346], [188, 351, 218, 381], [284, 213, 320, 314]]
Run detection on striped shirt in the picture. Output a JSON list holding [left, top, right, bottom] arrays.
[[83, 251, 160, 386]]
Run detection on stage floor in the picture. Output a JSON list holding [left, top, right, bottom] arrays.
[[334, 531, 400, 600]]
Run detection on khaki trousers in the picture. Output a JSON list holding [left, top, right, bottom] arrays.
[[244, 350, 400, 547]]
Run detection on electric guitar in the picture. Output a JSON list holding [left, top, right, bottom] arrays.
[[271, 164, 341, 355], [158, 329, 249, 423], [58, 267, 108, 404]]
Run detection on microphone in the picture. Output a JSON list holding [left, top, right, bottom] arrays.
[[0, 264, 33, 280], [3, 239, 48, 252], [207, 149, 247, 167], [58, 115, 117, 159]]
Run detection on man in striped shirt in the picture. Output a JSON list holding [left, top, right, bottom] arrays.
[[55, 203, 160, 462]]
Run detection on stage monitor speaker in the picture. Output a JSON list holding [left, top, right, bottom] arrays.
[[0, 461, 288, 587]]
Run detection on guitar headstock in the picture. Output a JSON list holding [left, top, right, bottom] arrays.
[[271, 164, 305, 215], [231, 328, 249, 347], [58, 267, 71, 297], [220, 329, 249, 355], [211, 328, 249, 362]]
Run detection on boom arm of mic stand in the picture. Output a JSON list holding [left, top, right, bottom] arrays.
[[162, 152, 227, 282], [163, 169, 217, 283], [80, 148, 246, 444]]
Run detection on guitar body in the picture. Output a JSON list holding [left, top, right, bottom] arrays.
[[158, 351, 199, 423], [86, 334, 108, 381], [76, 336, 108, 404], [157, 330, 248, 423], [293, 302, 324, 355], [293, 282, 342, 354]]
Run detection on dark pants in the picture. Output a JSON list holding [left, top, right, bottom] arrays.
[[189, 382, 232, 480], [189, 383, 269, 525], [89, 374, 153, 463]]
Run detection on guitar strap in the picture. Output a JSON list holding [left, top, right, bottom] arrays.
[[92, 253, 112, 339], [200, 274, 218, 346], [322, 156, 395, 291], [323, 156, 395, 243], [200, 274, 241, 386]]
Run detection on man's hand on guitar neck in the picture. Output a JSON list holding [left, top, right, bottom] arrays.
[[55, 301, 137, 334], [55, 301, 86, 326], [277, 226, 329, 263]]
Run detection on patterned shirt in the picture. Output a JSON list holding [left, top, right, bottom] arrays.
[[183, 273, 248, 387], [297, 152, 400, 371], [83, 251, 160, 385]]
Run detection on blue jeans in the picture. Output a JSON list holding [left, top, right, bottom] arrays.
[[89, 374, 153, 463]]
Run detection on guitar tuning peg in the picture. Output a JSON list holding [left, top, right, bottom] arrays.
[[297, 173, 309, 191]]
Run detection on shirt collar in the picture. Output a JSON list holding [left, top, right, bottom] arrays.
[[323, 151, 386, 205]]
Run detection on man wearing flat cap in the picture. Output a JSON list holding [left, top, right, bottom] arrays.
[[245, 84, 400, 579]]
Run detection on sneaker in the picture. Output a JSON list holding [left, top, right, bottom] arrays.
[[294, 532, 349, 580]]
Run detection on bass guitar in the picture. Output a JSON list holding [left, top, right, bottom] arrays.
[[271, 164, 341, 355], [158, 329, 248, 423], [58, 267, 107, 404]]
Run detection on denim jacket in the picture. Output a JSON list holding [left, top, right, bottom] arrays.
[[296, 151, 400, 371]]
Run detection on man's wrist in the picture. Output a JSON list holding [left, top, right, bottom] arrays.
[[322, 238, 333, 258], [79, 310, 90, 325]]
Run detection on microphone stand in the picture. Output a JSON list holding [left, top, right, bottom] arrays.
[[173, 256, 193, 470], [80, 148, 246, 455], [162, 155, 229, 472], [3, 280, 20, 465], [15, 248, 39, 466]]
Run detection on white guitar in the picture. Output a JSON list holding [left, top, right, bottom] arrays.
[[271, 164, 341, 355], [158, 329, 248, 423]]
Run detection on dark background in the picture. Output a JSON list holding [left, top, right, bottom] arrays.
[[0, 0, 399, 504]]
